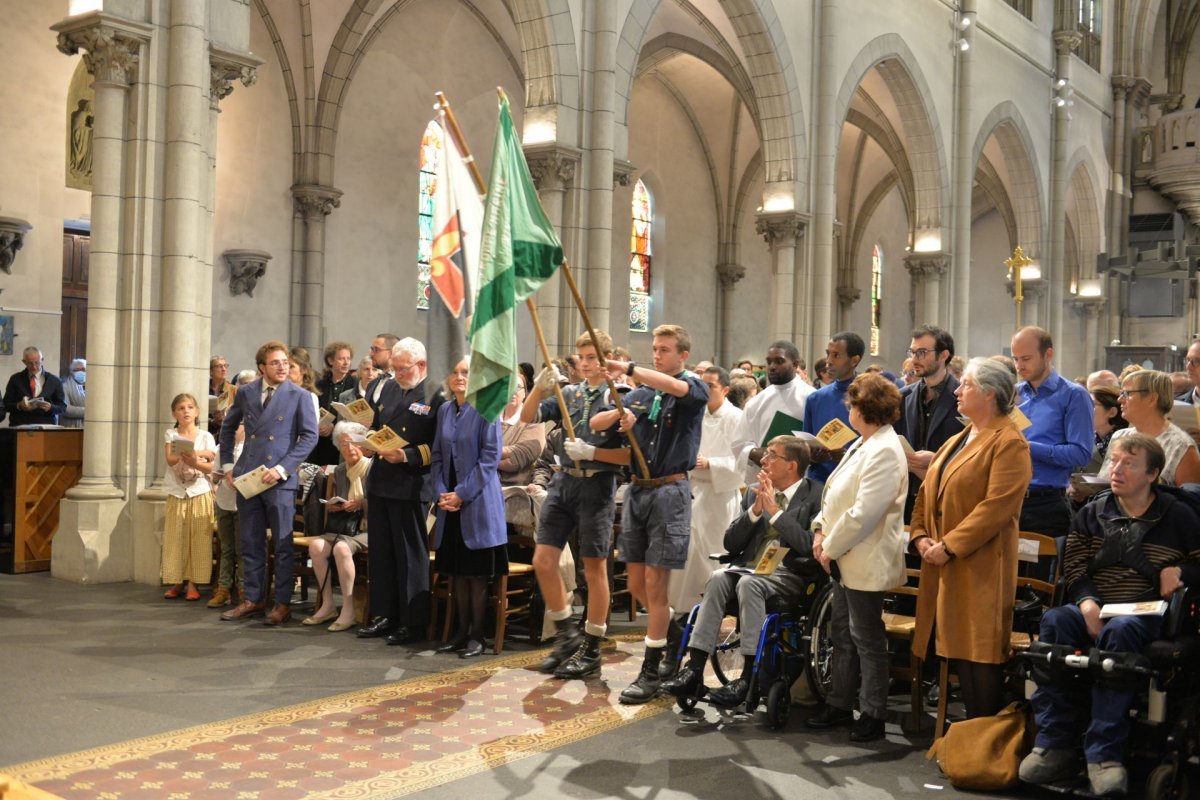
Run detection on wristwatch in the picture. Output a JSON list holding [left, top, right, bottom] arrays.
[[626, 361, 637, 377]]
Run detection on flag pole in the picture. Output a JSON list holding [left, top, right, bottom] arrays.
[[434, 90, 576, 440]]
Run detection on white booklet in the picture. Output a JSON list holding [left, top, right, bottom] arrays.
[[1099, 600, 1168, 618], [234, 465, 273, 499], [167, 433, 195, 456]]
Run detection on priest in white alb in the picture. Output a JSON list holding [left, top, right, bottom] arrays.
[[669, 366, 744, 612], [732, 341, 815, 486]]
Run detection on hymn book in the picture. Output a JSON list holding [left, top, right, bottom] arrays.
[[1099, 600, 1168, 618], [234, 465, 273, 499], [351, 426, 408, 453], [332, 399, 375, 426]]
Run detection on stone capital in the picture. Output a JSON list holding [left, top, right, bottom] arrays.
[[292, 184, 343, 221], [613, 158, 636, 188], [837, 285, 861, 306], [755, 211, 806, 246], [716, 261, 746, 289], [0, 216, 32, 275], [523, 143, 582, 191], [1053, 29, 1083, 56], [210, 45, 263, 109], [1067, 297, 1106, 318], [223, 249, 272, 297], [52, 12, 152, 87], [1007, 277, 1046, 301], [903, 251, 950, 279]]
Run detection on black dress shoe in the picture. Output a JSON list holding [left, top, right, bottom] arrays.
[[357, 617, 394, 638], [660, 665, 704, 698], [385, 627, 417, 646], [708, 677, 750, 708], [460, 639, 485, 659], [849, 713, 887, 742], [805, 703, 854, 729], [435, 632, 469, 654]]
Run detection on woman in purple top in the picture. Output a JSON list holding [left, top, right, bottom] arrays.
[[430, 359, 508, 658]]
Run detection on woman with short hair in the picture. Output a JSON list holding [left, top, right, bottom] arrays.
[[1097, 368, 1200, 485]]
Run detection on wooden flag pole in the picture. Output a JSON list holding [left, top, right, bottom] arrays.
[[434, 90, 575, 438]]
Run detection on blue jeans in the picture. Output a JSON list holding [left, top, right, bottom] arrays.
[[1032, 604, 1162, 763]]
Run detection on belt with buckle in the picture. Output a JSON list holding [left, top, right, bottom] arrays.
[[631, 472, 687, 489], [553, 465, 603, 479], [1024, 486, 1065, 499]]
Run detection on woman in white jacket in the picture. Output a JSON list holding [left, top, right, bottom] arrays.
[[807, 373, 908, 742]]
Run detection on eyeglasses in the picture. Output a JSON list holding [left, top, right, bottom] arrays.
[[1118, 389, 1150, 398], [211, 363, 228, 370], [906, 348, 936, 359], [263, 359, 289, 368], [1187, 358, 1200, 368], [762, 451, 793, 463], [369, 346, 388, 353]]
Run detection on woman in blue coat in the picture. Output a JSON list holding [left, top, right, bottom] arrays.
[[431, 359, 508, 658]]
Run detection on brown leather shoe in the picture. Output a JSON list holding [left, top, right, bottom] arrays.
[[207, 587, 232, 608], [220, 600, 266, 621], [265, 603, 291, 626]]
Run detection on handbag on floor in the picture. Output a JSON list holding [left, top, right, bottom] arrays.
[[926, 701, 1030, 790]]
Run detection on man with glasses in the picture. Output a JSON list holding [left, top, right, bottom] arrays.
[[4, 346, 66, 427], [893, 326, 964, 523], [661, 435, 821, 707], [358, 337, 444, 645], [219, 340, 319, 624], [1011, 326, 1094, 540], [208, 356, 234, 435], [1174, 339, 1200, 449], [732, 340, 814, 485], [365, 333, 400, 403]]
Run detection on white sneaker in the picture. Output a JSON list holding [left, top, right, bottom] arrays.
[[1019, 747, 1081, 785], [1087, 761, 1128, 797]]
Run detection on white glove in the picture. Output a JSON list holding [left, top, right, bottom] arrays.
[[534, 365, 563, 393], [563, 439, 596, 463]]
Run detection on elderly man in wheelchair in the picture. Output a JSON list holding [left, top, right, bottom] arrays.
[[1019, 433, 1200, 797], [661, 434, 823, 709]]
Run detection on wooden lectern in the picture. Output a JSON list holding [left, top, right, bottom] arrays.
[[0, 428, 83, 573]]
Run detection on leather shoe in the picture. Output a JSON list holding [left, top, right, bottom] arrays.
[[436, 633, 469, 654], [661, 665, 704, 698], [356, 617, 395, 638], [459, 639, 485, 659], [385, 627, 419, 646], [805, 703, 854, 729], [708, 677, 751, 708], [303, 610, 339, 626], [849, 713, 886, 742], [207, 587, 232, 608], [220, 600, 266, 621], [264, 603, 291, 626], [327, 620, 356, 632]]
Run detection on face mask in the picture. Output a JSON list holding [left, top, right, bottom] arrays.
[[73, 371, 86, 384]]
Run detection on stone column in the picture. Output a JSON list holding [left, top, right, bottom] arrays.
[[951, 0, 976, 351], [526, 145, 581, 353], [811, 0, 838, 352], [836, 286, 861, 331], [53, 17, 148, 503], [1047, 30, 1081, 350], [291, 185, 342, 354], [1068, 298, 1105, 374], [716, 262, 746, 365], [904, 252, 950, 326], [1021, 280, 1046, 329], [582, 0, 616, 330], [757, 212, 804, 344]]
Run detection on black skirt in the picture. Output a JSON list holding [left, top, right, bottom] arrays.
[[436, 462, 508, 578]]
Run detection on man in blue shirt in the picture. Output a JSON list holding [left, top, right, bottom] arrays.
[[598, 324, 708, 704], [803, 332, 863, 484], [1011, 326, 1094, 539]]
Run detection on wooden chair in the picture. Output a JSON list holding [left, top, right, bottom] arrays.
[[290, 470, 331, 606], [882, 566, 924, 729], [932, 530, 1062, 739], [433, 559, 538, 654]]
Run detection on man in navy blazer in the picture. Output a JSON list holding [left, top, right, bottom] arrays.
[[218, 340, 319, 624], [893, 325, 963, 523], [4, 346, 67, 426]]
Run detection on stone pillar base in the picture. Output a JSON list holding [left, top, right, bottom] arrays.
[[51, 497, 131, 583], [133, 491, 168, 585]]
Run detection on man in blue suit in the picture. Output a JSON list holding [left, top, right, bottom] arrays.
[[218, 340, 319, 624]]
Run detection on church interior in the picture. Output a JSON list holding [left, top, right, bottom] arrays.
[[3, 0, 1200, 797]]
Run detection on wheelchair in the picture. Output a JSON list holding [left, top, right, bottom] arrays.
[[1014, 587, 1200, 799], [670, 572, 834, 730]]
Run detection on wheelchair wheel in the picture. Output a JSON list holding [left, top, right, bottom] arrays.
[[765, 679, 791, 730], [1146, 763, 1189, 800], [710, 615, 742, 685], [804, 583, 834, 701], [677, 694, 700, 713]]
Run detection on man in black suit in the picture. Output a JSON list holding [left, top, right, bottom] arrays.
[[893, 325, 963, 523], [4, 346, 67, 426], [661, 435, 822, 708], [358, 336, 444, 645]]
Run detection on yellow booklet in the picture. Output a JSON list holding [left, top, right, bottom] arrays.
[[318, 407, 337, 428], [234, 465, 273, 499], [816, 417, 858, 450], [751, 542, 790, 575], [1009, 406, 1032, 431], [332, 399, 374, 426], [353, 425, 409, 453]]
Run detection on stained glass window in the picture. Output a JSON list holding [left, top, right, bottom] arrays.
[[417, 120, 444, 310], [629, 179, 652, 332], [870, 245, 882, 357]]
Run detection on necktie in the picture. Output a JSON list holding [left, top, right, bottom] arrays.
[[263, 386, 274, 408], [29, 373, 37, 398], [775, 491, 787, 510]]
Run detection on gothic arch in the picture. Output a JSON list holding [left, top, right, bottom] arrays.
[[1065, 150, 1104, 281], [834, 34, 949, 237], [636, 33, 760, 137], [972, 101, 1046, 260], [615, 0, 806, 204]]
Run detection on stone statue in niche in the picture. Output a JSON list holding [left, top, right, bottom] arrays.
[[223, 249, 271, 297], [65, 60, 95, 191]]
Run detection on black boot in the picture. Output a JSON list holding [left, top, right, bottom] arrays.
[[554, 634, 602, 679], [620, 647, 663, 705], [658, 616, 685, 680], [538, 616, 582, 674]]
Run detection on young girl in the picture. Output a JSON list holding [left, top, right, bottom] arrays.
[[162, 393, 217, 600]]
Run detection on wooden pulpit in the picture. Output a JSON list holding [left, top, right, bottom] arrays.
[[0, 428, 84, 573]]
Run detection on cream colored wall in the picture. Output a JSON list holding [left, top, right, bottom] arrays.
[[969, 208, 1018, 358], [0, 1, 92, 379], [848, 185, 910, 371], [211, 8, 296, 372]]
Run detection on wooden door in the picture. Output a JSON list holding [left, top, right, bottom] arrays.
[[61, 230, 89, 375]]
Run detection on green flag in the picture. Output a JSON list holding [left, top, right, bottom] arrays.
[[467, 95, 564, 420]]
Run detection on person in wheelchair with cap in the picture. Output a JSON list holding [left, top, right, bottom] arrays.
[[661, 434, 822, 707], [1020, 433, 1200, 796]]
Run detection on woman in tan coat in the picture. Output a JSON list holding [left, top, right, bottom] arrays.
[[910, 357, 1032, 719]]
